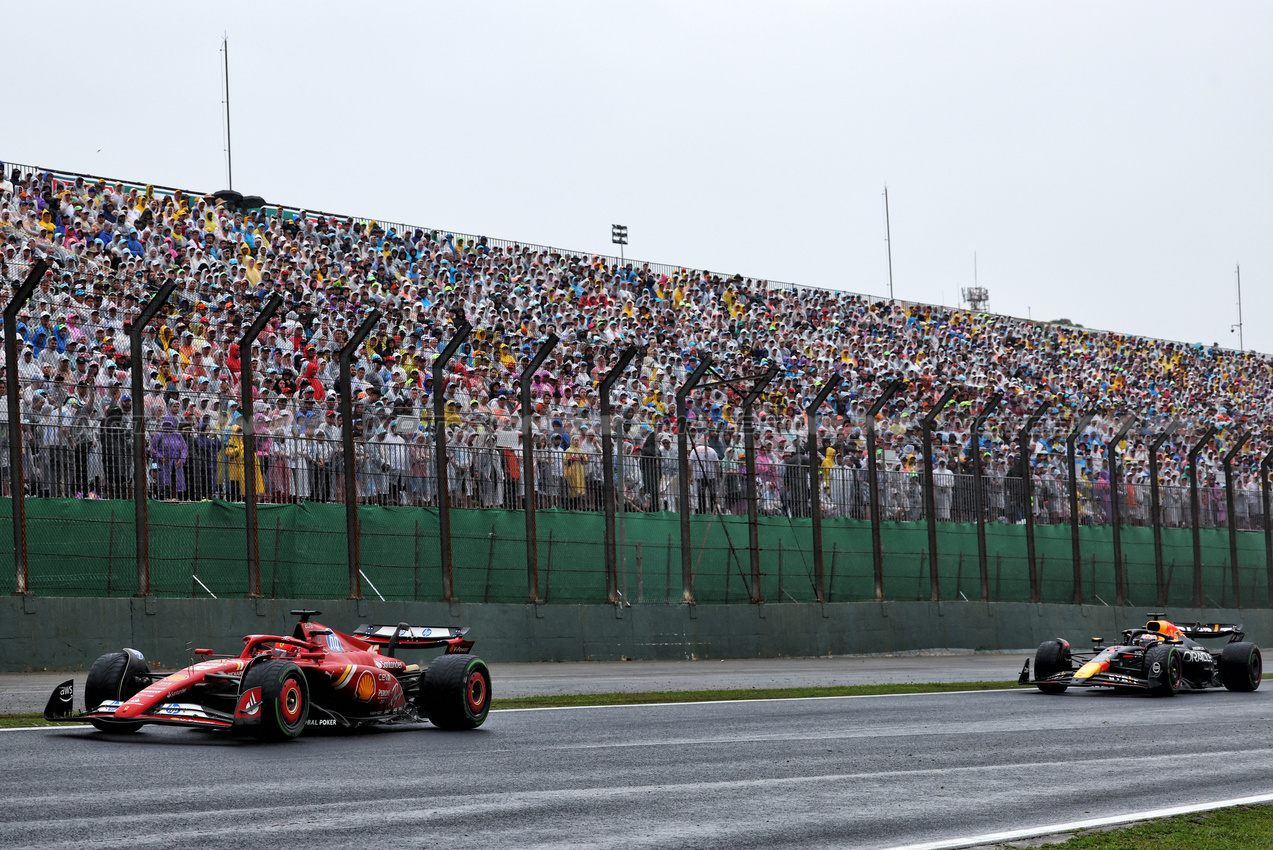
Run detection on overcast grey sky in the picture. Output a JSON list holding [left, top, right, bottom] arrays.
[[7, 2, 1269, 350]]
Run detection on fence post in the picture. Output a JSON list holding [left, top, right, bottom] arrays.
[[1106, 419, 1136, 606], [1263, 450, 1273, 609], [742, 367, 778, 604], [599, 344, 637, 604], [520, 333, 559, 603], [921, 387, 958, 603], [3, 260, 45, 596], [127, 279, 177, 598], [1148, 420, 1181, 608], [338, 309, 381, 600], [1066, 413, 1094, 604], [676, 356, 713, 605], [1021, 400, 1050, 604], [236, 294, 283, 599], [970, 392, 1003, 602], [431, 317, 472, 603], [806, 374, 842, 603], [1189, 425, 1218, 608], [1223, 432, 1249, 608], [865, 379, 904, 602]]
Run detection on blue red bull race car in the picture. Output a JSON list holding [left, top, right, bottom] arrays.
[[1019, 613, 1262, 696], [43, 610, 491, 740]]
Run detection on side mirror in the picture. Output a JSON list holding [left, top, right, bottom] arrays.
[[1091, 637, 1104, 649], [194, 648, 214, 657]]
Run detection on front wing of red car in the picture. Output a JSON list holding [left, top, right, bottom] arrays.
[[43, 679, 236, 729]]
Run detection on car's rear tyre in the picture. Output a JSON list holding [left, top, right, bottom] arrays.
[[1219, 642, 1262, 692], [241, 660, 309, 741], [85, 650, 150, 733], [1146, 644, 1182, 697], [421, 655, 491, 730], [1034, 640, 1071, 694]]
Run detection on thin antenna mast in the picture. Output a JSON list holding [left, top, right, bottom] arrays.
[[1235, 264, 1244, 351], [883, 186, 894, 300], [223, 35, 233, 190]]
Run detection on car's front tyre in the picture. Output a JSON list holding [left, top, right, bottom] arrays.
[[1034, 640, 1071, 694], [240, 660, 310, 741], [1146, 644, 1182, 697], [85, 650, 150, 733]]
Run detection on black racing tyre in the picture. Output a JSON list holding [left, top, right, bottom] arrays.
[[1219, 642, 1262, 692], [85, 650, 150, 733], [1034, 640, 1071, 694], [1146, 644, 1182, 697], [241, 659, 309, 741], [421, 655, 491, 730]]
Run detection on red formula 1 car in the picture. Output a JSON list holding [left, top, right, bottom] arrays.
[[43, 610, 492, 741]]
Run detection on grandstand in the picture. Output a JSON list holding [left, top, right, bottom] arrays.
[[1, 158, 1270, 542]]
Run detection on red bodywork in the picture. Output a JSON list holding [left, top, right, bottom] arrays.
[[61, 618, 474, 732]]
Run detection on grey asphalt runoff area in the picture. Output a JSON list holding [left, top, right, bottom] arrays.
[[3, 687, 1271, 849], [0, 653, 1027, 714]]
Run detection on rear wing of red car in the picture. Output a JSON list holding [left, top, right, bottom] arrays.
[[1174, 622, 1245, 642], [352, 624, 474, 654]]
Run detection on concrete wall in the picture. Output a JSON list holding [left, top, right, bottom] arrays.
[[4, 595, 1271, 672]]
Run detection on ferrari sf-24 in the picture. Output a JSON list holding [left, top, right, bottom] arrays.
[[43, 610, 491, 740]]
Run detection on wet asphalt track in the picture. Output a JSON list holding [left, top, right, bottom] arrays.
[[3, 687, 1272, 850]]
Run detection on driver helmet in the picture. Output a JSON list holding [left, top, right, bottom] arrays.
[[1136, 633, 1159, 648]]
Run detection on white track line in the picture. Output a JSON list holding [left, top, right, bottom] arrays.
[[883, 791, 1273, 850], [495, 686, 1028, 712]]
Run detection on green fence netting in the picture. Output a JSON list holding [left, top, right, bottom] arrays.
[[0, 498, 1267, 607]]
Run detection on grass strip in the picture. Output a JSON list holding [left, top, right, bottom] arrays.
[[1007, 804, 1273, 849], [0, 713, 85, 729], [490, 679, 1022, 710]]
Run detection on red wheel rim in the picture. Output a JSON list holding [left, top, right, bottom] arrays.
[[280, 679, 304, 724], [467, 672, 488, 713]]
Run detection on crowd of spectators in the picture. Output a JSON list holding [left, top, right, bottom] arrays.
[[1, 162, 1270, 531]]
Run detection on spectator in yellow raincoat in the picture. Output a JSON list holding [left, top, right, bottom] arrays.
[[223, 423, 263, 502]]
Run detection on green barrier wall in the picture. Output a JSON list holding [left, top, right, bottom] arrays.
[[0, 499, 1268, 610]]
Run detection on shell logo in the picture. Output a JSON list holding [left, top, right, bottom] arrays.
[[354, 671, 376, 702]]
